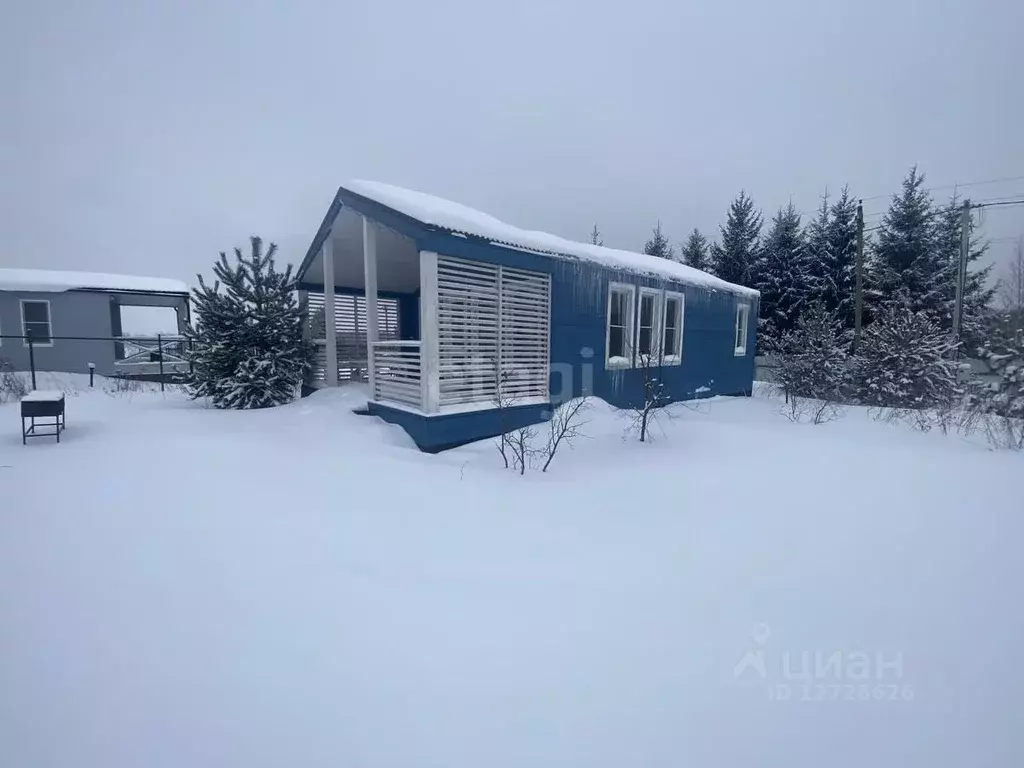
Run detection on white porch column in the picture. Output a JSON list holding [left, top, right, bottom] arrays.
[[363, 217, 379, 398], [420, 250, 440, 413], [297, 289, 309, 343], [322, 237, 338, 387]]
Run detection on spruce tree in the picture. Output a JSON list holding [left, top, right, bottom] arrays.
[[186, 236, 314, 409], [680, 228, 711, 272], [931, 194, 995, 345], [871, 167, 943, 318], [756, 203, 807, 345], [589, 224, 604, 246], [824, 187, 859, 329], [803, 189, 861, 326], [802, 191, 831, 309], [712, 190, 762, 286], [643, 221, 675, 260]]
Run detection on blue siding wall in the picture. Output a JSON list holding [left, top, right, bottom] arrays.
[[417, 231, 758, 410], [368, 400, 551, 453]]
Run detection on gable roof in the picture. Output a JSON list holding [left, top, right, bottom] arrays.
[[0, 268, 190, 296], [301, 181, 759, 298]]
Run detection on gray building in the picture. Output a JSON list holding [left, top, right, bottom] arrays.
[[0, 269, 190, 377]]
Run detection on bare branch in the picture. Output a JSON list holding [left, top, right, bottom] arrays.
[[625, 352, 673, 442], [542, 398, 591, 472]]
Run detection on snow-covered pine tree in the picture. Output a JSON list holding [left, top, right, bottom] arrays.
[[871, 167, 945, 321], [643, 221, 675, 260], [680, 228, 711, 272], [711, 190, 762, 287], [186, 236, 314, 409], [931, 194, 995, 346], [756, 203, 807, 347], [590, 224, 604, 246], [802, 192, 831, 310], [805, 187, 860, 331], [973, 328, 1024, 448], [976, 330, 1024, 418], [772, 301, 850, 407], [825, 188, 859, 329], [853, 304, 960, 410]]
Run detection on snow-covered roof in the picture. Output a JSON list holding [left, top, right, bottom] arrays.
[[0, 268, 190, 295], [344, 180, 759, 298]]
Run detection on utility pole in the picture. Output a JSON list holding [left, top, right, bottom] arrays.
[[951, 199, 971, 348], [853, 200, 865, 351]]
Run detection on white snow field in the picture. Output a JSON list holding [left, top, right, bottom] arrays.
[[1, 379, 1021, 768]]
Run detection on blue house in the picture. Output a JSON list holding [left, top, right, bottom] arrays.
[[296, 181, 759, 451]]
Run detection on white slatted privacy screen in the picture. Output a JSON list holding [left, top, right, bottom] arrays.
[[308, 292, 401, 382], [436, 255, 550, 406]]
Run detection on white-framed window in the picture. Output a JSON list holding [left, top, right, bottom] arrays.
[[21, 299, 53, 347], [605, 283, 635, 368], [635, 287, 661, 364], [734, 302, 750, 356], [662, 291, 684, 364]]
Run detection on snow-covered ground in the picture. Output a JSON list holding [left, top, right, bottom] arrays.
[[1, 378, 1021, 767]]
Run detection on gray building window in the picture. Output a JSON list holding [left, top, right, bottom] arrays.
[[21, 300, 53, 346]]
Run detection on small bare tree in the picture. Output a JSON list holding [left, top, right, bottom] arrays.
[[494, 364, 541, 473], [541, 397, 590, 472], [628, 353, 672, 442], [507, 421, 538, 475], [494, 366, 514, 468]]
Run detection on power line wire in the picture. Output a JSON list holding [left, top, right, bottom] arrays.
[[972, 198, 1024, 209], [797, 174, 1024, 216]]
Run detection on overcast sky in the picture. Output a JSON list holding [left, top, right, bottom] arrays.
[[2, 0, 1022, 287]]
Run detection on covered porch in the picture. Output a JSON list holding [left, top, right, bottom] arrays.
[[298, 202, 551, 420]]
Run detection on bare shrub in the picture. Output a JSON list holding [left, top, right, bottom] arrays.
[[782, 394, 845, 425], [506, 422, 538, 475], [493, 367, 542, 474], [0, 359, 28, 404], [541, 397, 590, 472], [104, 374, 145, 400]]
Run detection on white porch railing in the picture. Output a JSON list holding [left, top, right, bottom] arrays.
[[370, 341, 423, 409]]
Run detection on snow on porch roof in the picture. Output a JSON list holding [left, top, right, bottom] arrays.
[[0, 268, 190, 296], [342, 180, 759, 298]]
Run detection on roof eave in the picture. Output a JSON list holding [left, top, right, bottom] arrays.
[[295, 186, 433, 284]]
